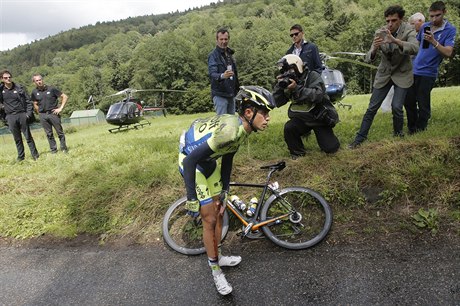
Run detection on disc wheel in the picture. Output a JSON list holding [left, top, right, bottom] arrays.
[[260, 187, 332, 250], [162, 197, 229, 255]]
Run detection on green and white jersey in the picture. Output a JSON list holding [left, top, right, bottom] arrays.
[[181, 114, 248, 159]]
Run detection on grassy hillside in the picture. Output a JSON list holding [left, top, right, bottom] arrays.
[[0, 88, 459, 244]]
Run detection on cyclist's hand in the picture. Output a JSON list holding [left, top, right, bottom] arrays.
[[185, 200, 200, 218], [218, 191, 227, 215]]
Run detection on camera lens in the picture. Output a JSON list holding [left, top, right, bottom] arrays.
[[278, 77, 290, 89]]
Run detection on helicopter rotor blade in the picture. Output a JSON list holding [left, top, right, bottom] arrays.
[[134, 89, 188, 93], [104, 89, 131, 98], [101, 88, 189, 100], [326, 57, 377, 69], [331, 52, 367, 57]]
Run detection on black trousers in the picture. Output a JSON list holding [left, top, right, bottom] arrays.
[[6, 113, 39, 160], [284, 118, 340, 155], [404, 75, 436, 133], [39, 112, 67, 152]]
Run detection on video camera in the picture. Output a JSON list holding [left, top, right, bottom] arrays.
[[276, 57, 301, 89], [277, 71, 298, 89]]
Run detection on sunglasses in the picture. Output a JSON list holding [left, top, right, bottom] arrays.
[[290, 32, 301, 37]]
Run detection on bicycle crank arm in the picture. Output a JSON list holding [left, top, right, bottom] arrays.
[[243, 222, 254, 236]]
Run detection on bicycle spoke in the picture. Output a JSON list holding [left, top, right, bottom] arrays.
[[163, 197, 230, 255], [261, 188, 332, 250], [167, 208, 204, 250]]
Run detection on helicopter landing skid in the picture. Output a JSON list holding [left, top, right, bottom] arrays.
[[337, 101, 352, 110], [108, 120, 151, 133]]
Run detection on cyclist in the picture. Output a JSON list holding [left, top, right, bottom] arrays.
[[178, 85, 275, 295]]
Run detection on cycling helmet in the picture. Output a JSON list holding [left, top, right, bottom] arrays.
[[236, 86, 276, 132], [236, 85, 276, 114], [277, 54, 304, 76]]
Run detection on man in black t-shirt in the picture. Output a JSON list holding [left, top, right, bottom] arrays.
[[31, 74, 68, 153], [1, 70, 39, 161]]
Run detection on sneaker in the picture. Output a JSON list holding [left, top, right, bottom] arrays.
[[290, 153, 305, 160], [348, 140, 362, 149], [218, 255, 241, 267], [213, 271, 233, 295]]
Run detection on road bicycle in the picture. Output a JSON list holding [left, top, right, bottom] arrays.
[[162, 161, 332, 255]]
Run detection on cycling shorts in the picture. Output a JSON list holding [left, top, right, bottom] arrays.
[[178, 152, 222, 206]]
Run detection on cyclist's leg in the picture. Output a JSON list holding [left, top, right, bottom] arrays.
[[204, 167, 241, 266], [196, 161, 221, 260], [197, 166, 233, 295]]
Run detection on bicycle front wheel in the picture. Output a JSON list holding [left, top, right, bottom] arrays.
[[260, 187, 332, 250], [162, 197, 229, 255]]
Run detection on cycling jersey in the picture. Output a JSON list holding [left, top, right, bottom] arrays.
[[181, 114, 248, 158], [179, 114, 249, 205]]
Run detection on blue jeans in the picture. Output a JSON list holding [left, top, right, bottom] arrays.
[[404, 75, 436, 133], [213, 96, 235, 115], [355, 81, 408, 142]]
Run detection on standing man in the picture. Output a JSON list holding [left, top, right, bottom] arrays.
[[349, 5, 419, 149], [31, 74, 68, 153], [409, 12, 426, 33], [286, 24, 323, 74], [0, 70, 39, 161], [382, 12, 425, 113], [405, 1, 456, 134], [208, 28, 239, 115], [179, 86, 275, 295]]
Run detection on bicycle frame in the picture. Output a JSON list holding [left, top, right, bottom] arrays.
[[163, 160, 333, 254], [226, 166, 291, 235]]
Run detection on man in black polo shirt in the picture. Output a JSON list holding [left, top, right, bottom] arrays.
[[1, 70, 39, 161], [31, 74, 68, 153]]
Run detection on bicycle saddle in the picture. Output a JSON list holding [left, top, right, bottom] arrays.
[[260, 161, 286, 171]]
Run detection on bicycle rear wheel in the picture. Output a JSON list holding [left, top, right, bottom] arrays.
[[162, 197, 229, 255], [260, 187, 332, 250]]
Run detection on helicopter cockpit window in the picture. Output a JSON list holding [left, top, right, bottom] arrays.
[[107, 103, 131, 116], [321, 69, 345, 85]]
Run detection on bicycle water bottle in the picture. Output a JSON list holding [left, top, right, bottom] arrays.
[[230, 195, 246, 211], [246, 197, 258, 217]]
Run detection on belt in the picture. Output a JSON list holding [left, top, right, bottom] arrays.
[[40, 110, 54, 114]]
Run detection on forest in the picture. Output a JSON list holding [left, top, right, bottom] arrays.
[[0, 0, 459, 116]]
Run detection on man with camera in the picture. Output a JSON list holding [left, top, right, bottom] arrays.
[[349, 5, 418, 149], [273, 54, 340, 159], [405, 1, 456, 134]]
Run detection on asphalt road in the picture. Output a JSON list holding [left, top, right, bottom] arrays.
[[0, 237, 459, 305]]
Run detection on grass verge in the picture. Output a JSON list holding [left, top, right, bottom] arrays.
[[0, 87, 459, 245]]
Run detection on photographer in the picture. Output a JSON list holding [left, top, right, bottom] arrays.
[[273, 54, 340, 159]]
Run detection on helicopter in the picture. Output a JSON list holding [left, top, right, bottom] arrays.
[[320, 52, 377, 109], [99, 88, 186, 133]]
